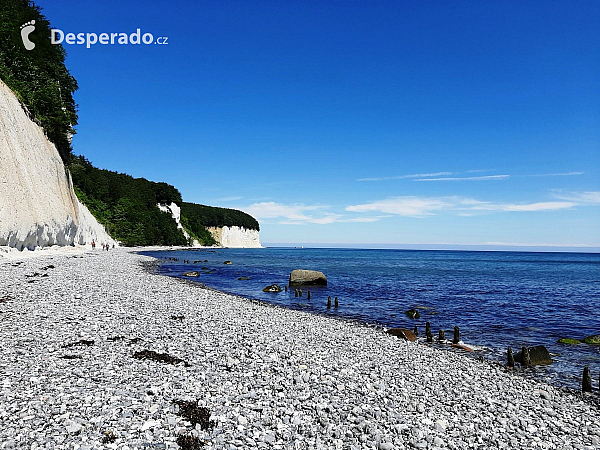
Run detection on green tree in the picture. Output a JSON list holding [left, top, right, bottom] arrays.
[[0, 0, 78, 163]]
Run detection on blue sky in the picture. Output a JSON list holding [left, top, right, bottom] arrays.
[[39, 0, 599, 248]]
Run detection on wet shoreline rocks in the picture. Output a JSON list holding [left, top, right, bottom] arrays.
[[0, 250, 599, 449]]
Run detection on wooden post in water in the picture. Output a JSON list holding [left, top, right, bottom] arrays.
[[285, 286, 288, 292], [438, 329, 445, 341], [307, 291, 311, 300], [583, 366, 592, 393], [521, 346, 530, 368], [327, 296, 331, 309], [507, 347, 514, 369], [334, 297, 339, 308], [295, 289, 298, 298], [413, 325, 418, 336], [453, 326, 460, 344], [425, 322, 433, 342]]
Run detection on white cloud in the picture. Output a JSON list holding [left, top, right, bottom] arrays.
[[414, 175, 510, 182], [241, 202, 340, 225], [552, 191, 600, 204], [346, 196, 453, 217], [346, 196, 582, 218], [340, 217, 382, 223], [357, 172, 454, 182], [501, 202, 576, 212], [525, 172, 584, 177], [466, 169, 493, 173]]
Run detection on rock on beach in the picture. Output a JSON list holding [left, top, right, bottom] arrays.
[[289, 269, 327, 286], [0, 249, 598, 449]]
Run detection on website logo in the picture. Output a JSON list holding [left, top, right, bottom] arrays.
[[18, 22, 168, 50], [21, 20, 36, 51], [51, 29, 168, 49]]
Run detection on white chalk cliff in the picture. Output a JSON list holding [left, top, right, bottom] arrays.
[[207, 226, 261, 248], [0, 79, 115, 251], [158, 203, 261, 248], [157, 202, 190, 240]]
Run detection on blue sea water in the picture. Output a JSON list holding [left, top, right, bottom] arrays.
[[143, 247, 600, 390]]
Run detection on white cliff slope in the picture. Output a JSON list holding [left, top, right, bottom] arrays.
[[0, 80, 115, 251], [207, 226, 262, 248], [157, 202, 190, 240]]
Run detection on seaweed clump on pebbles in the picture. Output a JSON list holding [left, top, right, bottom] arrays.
[[101, 431, 117, 444], [173, 400, 215, 430], [133, 350, 188, 366], [0, 295, 12, 303], [107, 336, 125, 342], [62, 339, 94, 348], [170, 315, 185, 321], [176, 434, 206, 449], [60, 355, 82, 360]]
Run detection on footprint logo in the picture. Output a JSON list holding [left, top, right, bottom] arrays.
[[20, 20, 36, 51]]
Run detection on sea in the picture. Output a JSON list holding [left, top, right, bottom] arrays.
[[142, 247, 600, 390]]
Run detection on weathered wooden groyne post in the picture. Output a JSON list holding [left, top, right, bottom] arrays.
[[425, 322, 433, 342], [453, 326, 460, 344], [413, 325, 418, 336], [334, 297, 338, 308], [295, 289, 298, 298], [285, 286, 288, 292], [507, 347, 514, 369], [438, 329, 445, 341], [582, 366, 592, 393], [327, 296, 331, 309], [307, 291, 311, 300], [521, 346, 530, 367], [299, 289, 303, 297]]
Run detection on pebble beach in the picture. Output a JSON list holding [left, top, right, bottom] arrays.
[[1, 249, 599, 450]]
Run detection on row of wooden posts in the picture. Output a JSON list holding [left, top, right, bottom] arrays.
[[415, 322, 461, 345], [283, 288, 597, 395], [283, 286, 340, 308]]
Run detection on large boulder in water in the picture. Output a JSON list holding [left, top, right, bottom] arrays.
[[182, 271, 200, 277], [515, 345, 553, 365], [289, 269, 327, 286]]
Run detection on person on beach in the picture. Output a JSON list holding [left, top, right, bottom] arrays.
[[91, 240, 95, 249]]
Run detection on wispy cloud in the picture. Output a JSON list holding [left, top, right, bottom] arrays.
[[346, 196, 456, 217], [524, 172, 584, 177], [470, 201, 576, 212], [339, 217, 382, 223], [466, 169, 494, 174], [346, 195, 582, 217], [241, 202, 340, 224], [414, 175, 510, 182], [552, 190, 600, 204], [357, 172, 454, 182]]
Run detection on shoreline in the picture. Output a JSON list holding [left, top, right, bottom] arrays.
[[1, 249, 599, 449]]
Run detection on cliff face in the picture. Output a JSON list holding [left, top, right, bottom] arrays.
[[157, 202, 190, 240], [0, 80, 114, 251], [207, 226, 262, 248]]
